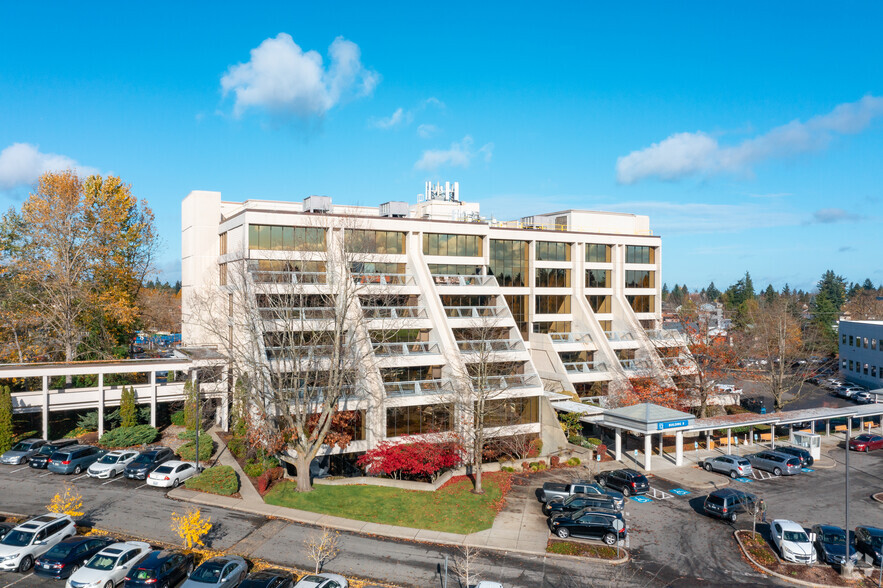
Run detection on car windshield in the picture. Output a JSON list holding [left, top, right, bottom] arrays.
[[563, 495, 579, 505], [871, 536, 883, 548], [856, 435, 872, 442], [132, 568, 156, 580], [38, 446, 54, 455], [783, 531, 809, 543], [44, 542, 77, 558], [154, 466, 173, 474], [131, 454, 154, 464], [822, 532, 845, 545], [1, 530, 33, 547], [10, 442, 30, 451], [735, 459, 750, 466], [190, 562, 225, 582], [86, 554, 119, 570], [97, 454, 120, 464]]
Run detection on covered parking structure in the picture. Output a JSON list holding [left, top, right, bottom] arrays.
[[600, 403, 695, 471]]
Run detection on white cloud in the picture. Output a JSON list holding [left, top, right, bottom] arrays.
[[810, 207, 862, 224], [0, 143, 97, 191], [616, 95, 883, 184], [598, 200, 804, 234], [417, 123, 440, 139], [220, 33, 379, 120], [414, 136, 494, 171], [748, 192, 792, 199], [370, 107, 412, 129]]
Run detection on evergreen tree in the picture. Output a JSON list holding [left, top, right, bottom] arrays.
[[811, 293, 839, 353], [763, 284, 777, 305], [724, 272, 756, 309], [782, 283, 792, 297], [183, 380, 199, 431], [817, 270, 847, 310], [119, 386, 137, 428], [0, 386, 12, 454], [705, 281, 721, 301], [847, 282, 861, 299], [661, 283, 670, 302], [862, 278, 875, 290]]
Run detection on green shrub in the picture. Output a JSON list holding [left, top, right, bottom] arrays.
[[171, 410, 186, 427], [178, 439, 214, 461], [119, 387, 137, 428], [587, 438, 602, 446], [184, 465, 239, 496], [566, 457, 581, 467], [243, 453, 280, 478], [501, 466, 515, 473], [78, 409, 120, 432], [0, 386, 11, 454], [227, 437, 245, 459], [13, 430, 38, 444], [177, 429, 209, 442], [64, 427, 88, 439], [99, 425, 159, 448]]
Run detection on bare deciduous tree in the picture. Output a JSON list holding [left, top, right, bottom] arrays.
[[303, 526, 340, 573], [451, 544, 481, 588]]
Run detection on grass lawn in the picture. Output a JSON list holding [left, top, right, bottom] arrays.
[[264, 473, 509, 534]]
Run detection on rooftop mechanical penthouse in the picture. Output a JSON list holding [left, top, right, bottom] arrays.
[[181, 182, 692, 470]]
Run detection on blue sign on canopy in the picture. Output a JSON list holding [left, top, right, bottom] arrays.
[[657, 420, 689, 430]]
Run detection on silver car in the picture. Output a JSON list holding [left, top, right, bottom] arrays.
[[0, 439, 47, 465], [702, 455, 753, 479], [747, 451, 802, 476], [181, 555, 247, 588]]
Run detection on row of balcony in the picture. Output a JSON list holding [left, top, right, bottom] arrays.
[[251, 269, 499, 289]]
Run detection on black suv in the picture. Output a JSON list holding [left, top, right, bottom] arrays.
[[703, 488, 759, 523], [28, 439, 79, 469], [124, 549, 194, 587], [34, 536, 115, 579], [543, 493, 620, 516], [774, 446, 813, 467], [547, 508, 627, 544], [855, 526, 883, 566], [596, 468, 649, 497], [241, 569, 297, 588], [124, 447, 174, 480]]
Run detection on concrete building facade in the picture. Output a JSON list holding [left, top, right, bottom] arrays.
[[839, 320, 883, 389]]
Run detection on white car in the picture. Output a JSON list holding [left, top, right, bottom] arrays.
[[66, 541, 151, 588], [87, 450, 139, 479], [146, 460, 199, 488], [294, 573, 349, 588], [770, 519, 817, 564], [0, 513, 76, 572], [476, 583, 505, 588], [853, 391, 875, 404]]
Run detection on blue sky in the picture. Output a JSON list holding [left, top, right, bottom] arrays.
[[1, 2, 881, 291]]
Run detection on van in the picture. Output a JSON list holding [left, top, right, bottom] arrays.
[[747, 451, 802, 476], [703, 488, 759, 523], [47, 446, 104, 475]]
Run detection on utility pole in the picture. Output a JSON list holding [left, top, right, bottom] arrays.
[[843, 418, 852, 578]]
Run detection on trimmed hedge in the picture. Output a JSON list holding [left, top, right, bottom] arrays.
[[184, 465, 239, 496], [243, 455, 280, 478], [177, 439, 214, 461], [177, 429, 209, 442], [99, 425, 159, 448], [171, 410, 186, 427]]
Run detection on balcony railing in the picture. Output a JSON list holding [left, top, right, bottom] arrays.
[[604, 331, 635, 342], [645, 329, 687, 344], [352, 273, 415, 286], [619, 359, 650, 371], [284, 385, 358, 401], [362, 306, 426, 319], [549, 332, 593, 344], [385, 379, 453, 397], [660, 356, 694, 368], [259, 307, 336, 320], [457, 340, 524, 353], [432, 274, 496, 287], [251, 271, 327, 285], [444, 306, 503, 319], [563, 361, 608, 374], [266, 345, 334, 360], [373, 342, 440, 356], [472, 374, 541, 390]]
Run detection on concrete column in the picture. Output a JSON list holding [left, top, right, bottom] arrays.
[[706, 431, 711, 450], [675, 431, 684, 466], [217, 394, 230, 431], [644, 434, 652, 471], [749, 426, 754, 445], [727, 428, 732, 455], [615, 428, 622, 461], [42, 375, 49, 440], [659, 434, 664, 456], [825, 419, 830, 436], [150, 371, 157, 428], [771, 424, 776, 449], [98, 373, 105, 438]]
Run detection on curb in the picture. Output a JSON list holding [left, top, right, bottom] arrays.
[[168, 490, 629, 565], [873, 492, 883, 505], [733, 530, 840, 588]]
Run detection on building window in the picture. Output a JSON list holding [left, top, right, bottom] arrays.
[[504, 295, 528, 338], [386, 404, 452, 437], [533, 321, 570, 334], [536, 241, 570, 261], [849, 335, 854, 346], [586, 269, 610, 288], [587, 295, 611, 313], [536, 295, 571, 314], [219, 232, 227, 255], [586, 244, 611, 263], [625, 245, 655, 264], [480, 396, 539, 427], [489, 240, 529, 287], [849, 360, 854, 371], [841, 360, 847, 369], [219, 263, 227, 286], [864, 364, 869, 375], [873, 339, 877, 350], [345, 229, 406, 254], [625, 270, 655, 288], [536, 268, 571, 288], [872, 366, 877, 378], [598, 320, 612, 332], [428, 264, 484, 275], [842, 334, 847, 345], [865, 337, 869, 349], [627, 295, 655, 313], [249, 225, 326, 252], [350, 262, 406, 275], [423, 233, 482, 257]]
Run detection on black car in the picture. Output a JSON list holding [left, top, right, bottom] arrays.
[[811, 525, 858, 566], [124, 447, 174, 480], [34, 536, 116, 579], [241, 568, 297, 588], [0, 523, 13, 542], [547, 508, 626, 545], [740, 396, 766, 413], [703, 488, 758, 523], [775, 446, 813, 467], [855, 526, 883, 566], [596, 468, 649, 497], [124, 549, 194, 587], [543, 493, 620, 516], [28, 439, 79, 469]]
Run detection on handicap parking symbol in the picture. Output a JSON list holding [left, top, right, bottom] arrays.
[[735, 477, 753, 483], [670, 488, 691, 496], [801, 467, 814, 473], [631, 495, 653, 503]]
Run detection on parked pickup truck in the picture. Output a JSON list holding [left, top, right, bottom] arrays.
[[539, 479, 624, 506]]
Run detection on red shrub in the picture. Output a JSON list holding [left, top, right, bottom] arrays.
[[597, 444, 607, 456], [357, 434, 463, 480], [521, 461, 529, 471], [268, 467, 285, 481], [256, 472, 271, 494], [550, 456, 560, 468]]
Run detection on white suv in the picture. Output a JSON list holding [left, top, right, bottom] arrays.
[[88, 450, 139, 479], [0, 513, 76, 572], [770, 519, 817, 564]]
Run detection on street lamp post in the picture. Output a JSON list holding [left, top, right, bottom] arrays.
[[843, 418, 852, 578]]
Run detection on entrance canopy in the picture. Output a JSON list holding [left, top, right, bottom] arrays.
[[602, 403, 695, 434]]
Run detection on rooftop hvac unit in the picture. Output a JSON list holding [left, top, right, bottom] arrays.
[[303, 195, 332, 213], [380, 201, 409, 218]]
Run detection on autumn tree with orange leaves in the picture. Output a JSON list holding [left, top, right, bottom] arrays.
[[0, 170, 157, 362], [621, 378, 690, 411]]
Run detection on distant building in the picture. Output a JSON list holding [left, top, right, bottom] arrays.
[[838, 320, 883, 389]]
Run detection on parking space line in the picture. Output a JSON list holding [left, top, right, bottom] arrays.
[[38, 472, 52, 477], [2, 572, 34, 587], [135, 483, 148, 489], [71, 474, 90, 481], [648, 486, 673, 500], [9, 466, 29, 473], [102, 477, 125, 485], [751, 470, 774, 481]]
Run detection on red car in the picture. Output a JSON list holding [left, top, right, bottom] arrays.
[[849, 434, 883, 452]]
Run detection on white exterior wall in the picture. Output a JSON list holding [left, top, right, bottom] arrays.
[[839, 320, 883, 389]]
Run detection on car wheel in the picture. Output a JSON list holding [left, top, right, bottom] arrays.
[[773, 467, 782, 476], [729, 513, 738, 523], [598, 478, 606, 487], [18, 555, 33, 572], [704, 463, 712, 472], [603, 533, 617, 545], [173, 477, 181, 488], [622, 486, 631, 497], [73, 465, 82, 475], [556, 527, 570, 539], [105, 581, 113, 588], [69, 564, 79, 576], [729, 470, 738, 479]]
